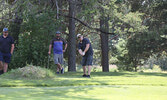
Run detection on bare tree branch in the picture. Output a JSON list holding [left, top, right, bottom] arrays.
[[12, 0, 18, 5], [59, 13, 115, 35], [55, 0, 59, 19]]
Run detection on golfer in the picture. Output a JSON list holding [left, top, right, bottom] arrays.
[[0, 28, 14, 75], [48, 31, 67, 74], [77, 34, 93, 78]]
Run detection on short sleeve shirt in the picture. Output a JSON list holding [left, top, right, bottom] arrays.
[[50, 37, 67, 54], [78, 38, 93, 57], [0, 35, 14, 53]]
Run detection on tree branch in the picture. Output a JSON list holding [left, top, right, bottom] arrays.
[[55, 0, 59, 19], [59, 13, 115, 35]]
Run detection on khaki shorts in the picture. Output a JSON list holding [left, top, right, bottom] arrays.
[[54, 54, 64, 64]]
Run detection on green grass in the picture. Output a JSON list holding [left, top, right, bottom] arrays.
[[0, 72, 167, 87], [0, 71, 167, 100], [0, 85, 167, 100]]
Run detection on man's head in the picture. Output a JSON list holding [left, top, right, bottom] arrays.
[[77, 34, 83, 41], [56, 31, 61, 38], [3, 28, 8, 36]]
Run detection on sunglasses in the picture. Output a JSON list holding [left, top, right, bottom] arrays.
[[4, 32, 8, 33]]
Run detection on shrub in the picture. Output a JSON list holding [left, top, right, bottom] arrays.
[[4, 65, 55, 79]]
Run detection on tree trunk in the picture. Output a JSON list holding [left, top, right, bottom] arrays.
[[68, 0, 76, 72], [100, 17, 109, 72]]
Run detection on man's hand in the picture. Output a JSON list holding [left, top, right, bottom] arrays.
[[63, 50, 66, 52], [79, 49, 84, 56], [82, 51, 85, 56], [48, 51, 51, 55], [48, 44, 52, 55]]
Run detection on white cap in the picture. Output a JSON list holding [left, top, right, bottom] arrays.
[[77, 34, 82, 38]]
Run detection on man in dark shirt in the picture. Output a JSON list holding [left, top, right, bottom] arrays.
[[77, 34, 93, 78], [0, 28, 14, 75], [48, 31, 67, 74]]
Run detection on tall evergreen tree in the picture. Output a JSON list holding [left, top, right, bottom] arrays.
[[68, 0, 76, 72]]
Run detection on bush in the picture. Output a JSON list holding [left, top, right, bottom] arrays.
[[146, 52, 167, 71], [3, 65, 55, 79], [9, 10, 67, 69]]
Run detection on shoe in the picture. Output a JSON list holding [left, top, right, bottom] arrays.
[[86, 75, 91, 78], [61, 68, 64, 74], [56, 72, 59, 74], [82, 74, 87, 77]]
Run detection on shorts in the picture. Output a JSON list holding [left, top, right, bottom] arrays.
[[0, 52, 12, 63], [54, 54, 64, 64], [81, 55, 93, 66]]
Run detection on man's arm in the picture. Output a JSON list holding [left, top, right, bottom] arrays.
[[78, 49, 84, 56], [11, 44, 14, 54], [48, 44, 52, 55], [63, 44, 67, 52], [83, 43, 90, 54]]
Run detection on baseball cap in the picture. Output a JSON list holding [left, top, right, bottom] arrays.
[[56, 31, 61, 34], [3, 28, 8, 32], [77, 34, 82, 38]]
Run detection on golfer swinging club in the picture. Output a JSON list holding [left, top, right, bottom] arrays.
[[77, 34, 93, 78], [48, 31, 67, 74]]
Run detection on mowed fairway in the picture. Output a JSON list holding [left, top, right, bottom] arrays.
[[0, 72, 167, 100]]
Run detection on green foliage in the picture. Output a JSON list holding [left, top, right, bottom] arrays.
[[93, 49, 101, 65], [157, 54, 167, 71], [146, 52, 167, 71], [111, 6, 149, 71], [0, 0, 166, 73], [9, 9, 64, 68], [113, 38, 133, 71]]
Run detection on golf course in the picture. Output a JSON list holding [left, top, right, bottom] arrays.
[[0, 70, 167, 100], [0, 0, 166, 100]]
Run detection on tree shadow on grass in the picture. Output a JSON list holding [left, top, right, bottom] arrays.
[[137, 72, 167, 77], [0, 71, 167, 87], [0, 85, 121, 100], [90, 72, 167, 77]]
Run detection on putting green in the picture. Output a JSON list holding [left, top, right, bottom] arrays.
[[0, 85, 167, 100]]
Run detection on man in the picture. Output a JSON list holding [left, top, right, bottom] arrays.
[[77, 34, 93, 78], [48, 31, 67, 74], [0, 28, 14, 75]]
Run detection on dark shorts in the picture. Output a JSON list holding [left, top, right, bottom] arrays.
[[82, 55, 93, 66], [0, 52, 12, 63]]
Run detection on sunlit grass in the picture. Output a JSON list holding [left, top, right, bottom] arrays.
[[0, 85, 167, 100], [0, 71, 167, 100], [0, 72, 167, 87]]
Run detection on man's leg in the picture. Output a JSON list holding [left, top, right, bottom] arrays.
[[0, 61, 3, 70], [57, 63, 64, 74], [0, 52, 4, 75], [0, 61, 4, 75], [56, 66, 60, 74], [83, 66, 86, 75], [57, 63, 62, 70], [82, 56, 87, 77], [3, 63, 8, 73], [86, 55, 93, 77], [54, 54, 60, 74], [88, 65, 92, 75], [58, 54, 64, 74]]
